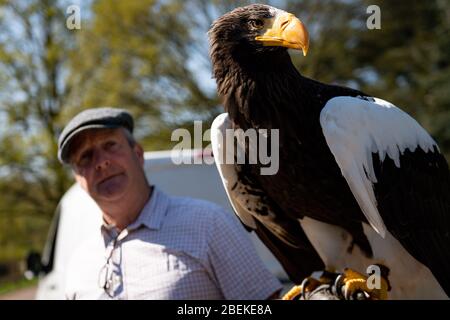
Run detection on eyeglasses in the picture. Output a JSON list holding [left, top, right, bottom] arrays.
[[98, 237, 122, 298]]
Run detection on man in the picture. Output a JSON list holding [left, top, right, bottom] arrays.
[[58, 107, 282, 300]]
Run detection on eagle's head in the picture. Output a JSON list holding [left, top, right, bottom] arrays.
[[209, 4, 309, 59], [209, 4, 309, 94], [208, 5, 311, 130]]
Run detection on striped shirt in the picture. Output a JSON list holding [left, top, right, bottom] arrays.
[[65, 187, 282, 299]]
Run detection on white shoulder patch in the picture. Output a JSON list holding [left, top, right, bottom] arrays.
[[211, 113, 257, 229], [320, 96, 438, 238]]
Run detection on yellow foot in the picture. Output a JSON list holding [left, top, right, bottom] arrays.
[[282, 285, 302, 300], [334, 267, 390, 300]]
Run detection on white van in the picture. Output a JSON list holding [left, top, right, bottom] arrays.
[[26, 149, 288, 299]]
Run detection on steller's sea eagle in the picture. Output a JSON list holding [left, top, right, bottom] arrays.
[[208, 4, 450, 299]]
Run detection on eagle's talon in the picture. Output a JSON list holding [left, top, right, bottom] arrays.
[[333, 274, 345, 299], [282, 272, 336, 300], [300, 277, 322, 298], [354, 291, 369, 300], [336, 268, 389, 300]]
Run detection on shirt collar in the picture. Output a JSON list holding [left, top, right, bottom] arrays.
[[101, 186, 170, 241], [125, 186, 169, 231]]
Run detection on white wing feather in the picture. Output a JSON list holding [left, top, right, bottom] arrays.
[[320, 96, 438, 238], [211, 113, 257, 229]]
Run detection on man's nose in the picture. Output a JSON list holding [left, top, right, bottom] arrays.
[[94, 150, 111, 171]]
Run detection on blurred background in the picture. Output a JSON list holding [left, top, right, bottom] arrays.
[[0, 0, 449, 298]]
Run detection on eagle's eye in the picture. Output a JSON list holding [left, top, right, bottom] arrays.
[[247, 19, 264, 30]]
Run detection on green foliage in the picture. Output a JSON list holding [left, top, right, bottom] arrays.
[[65, 0, 219, 146], [0, 277, 38, 296], [0, 0, 76, 266]]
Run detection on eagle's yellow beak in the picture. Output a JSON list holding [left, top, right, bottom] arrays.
[[255, 11, 309, 56]]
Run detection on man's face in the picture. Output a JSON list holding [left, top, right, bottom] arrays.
[[69, 128, 146, 204]]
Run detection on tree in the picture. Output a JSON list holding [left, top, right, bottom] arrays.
[[66, 0, 221, 149], [0, 0, 78, 262]]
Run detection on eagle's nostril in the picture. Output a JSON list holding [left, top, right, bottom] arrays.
[[280, 19, 290, 30]]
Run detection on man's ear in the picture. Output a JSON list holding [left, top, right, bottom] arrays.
[[134, 143, 145, 166]]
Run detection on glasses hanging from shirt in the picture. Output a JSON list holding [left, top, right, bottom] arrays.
[[98, 237, 123, 298]]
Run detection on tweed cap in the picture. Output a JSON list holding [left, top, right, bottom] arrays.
[[58, 107, 134, 164]]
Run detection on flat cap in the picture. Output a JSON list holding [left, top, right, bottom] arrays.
[[58, 107, 134, 164]]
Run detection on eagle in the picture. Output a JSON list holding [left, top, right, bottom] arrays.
[[208, 4, 450, 299]]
